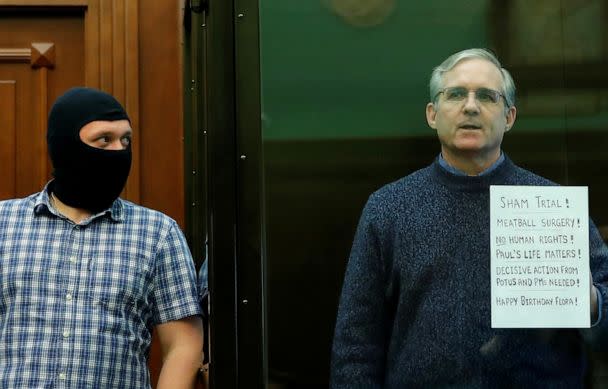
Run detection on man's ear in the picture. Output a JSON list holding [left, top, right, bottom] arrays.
[[505, 106, 516, 132], [426, 102, 437, 130]]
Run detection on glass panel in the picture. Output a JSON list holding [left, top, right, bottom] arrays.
[[260, 1, 608, 387]]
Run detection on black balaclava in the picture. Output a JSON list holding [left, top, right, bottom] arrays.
[[47, 87, 131, 214]]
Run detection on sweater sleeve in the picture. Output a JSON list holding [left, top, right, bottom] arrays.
[[580, 220, 608, 347], [330, 197, 389, 388]]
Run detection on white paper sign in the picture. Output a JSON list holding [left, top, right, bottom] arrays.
[[490, 186, 590, 328]]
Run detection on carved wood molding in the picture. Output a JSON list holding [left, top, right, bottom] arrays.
[[0, 48, 30, 62], [31, 42, 55, 68], [0, 42, 55, 68]]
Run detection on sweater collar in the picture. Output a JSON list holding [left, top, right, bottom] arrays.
[[438, 152, 505, 177], [432, 154, 515, 192]]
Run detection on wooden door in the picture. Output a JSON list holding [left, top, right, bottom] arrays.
[[0, 1, 141, 204], [0, 9, 84, 199]]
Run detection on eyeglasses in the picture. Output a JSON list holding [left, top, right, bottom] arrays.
[[435, 87, 506, 106]]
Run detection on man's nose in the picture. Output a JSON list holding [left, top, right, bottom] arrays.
[[107, 140, 126, 150], [463, 92, 480, 114]]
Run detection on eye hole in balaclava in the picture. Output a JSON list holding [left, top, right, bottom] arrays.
[[47, 87, 132, 213]]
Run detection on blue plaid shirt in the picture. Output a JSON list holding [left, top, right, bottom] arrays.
[[0, 185, 202, 388]]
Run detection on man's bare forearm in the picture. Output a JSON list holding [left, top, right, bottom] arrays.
[[157, 346, 202, 389]]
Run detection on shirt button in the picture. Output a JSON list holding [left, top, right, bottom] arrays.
[[62, 330, 70, 338], [66, 293, 73, 301], [59, 372, 66, 380]]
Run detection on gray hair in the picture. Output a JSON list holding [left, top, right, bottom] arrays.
[[429, 48, 515, 109]]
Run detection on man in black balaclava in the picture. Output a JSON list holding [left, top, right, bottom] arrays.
[[0, 87, 203, 388], [47, 87, 132, 214]]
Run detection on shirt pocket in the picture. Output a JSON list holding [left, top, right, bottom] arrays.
[[86, 253, 153, 334]]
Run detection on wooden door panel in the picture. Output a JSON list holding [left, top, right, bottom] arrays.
[[0, 56, 50, 197], [0, 11, 84, 200], [0, 62, 37, 198], [0, 81, 16, 199]]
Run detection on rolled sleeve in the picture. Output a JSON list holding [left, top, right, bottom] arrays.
[[151, 221, 202, 324]]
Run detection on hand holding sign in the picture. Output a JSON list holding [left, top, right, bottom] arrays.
[[590, 271, 598, 321]]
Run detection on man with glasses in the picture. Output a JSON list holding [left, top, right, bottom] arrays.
[[331, 48, 608, 387]]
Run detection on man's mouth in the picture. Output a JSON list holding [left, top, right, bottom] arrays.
[[458, 124, 482, 130]]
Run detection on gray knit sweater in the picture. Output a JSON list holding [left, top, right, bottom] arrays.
[[331, 156, 608, 388]]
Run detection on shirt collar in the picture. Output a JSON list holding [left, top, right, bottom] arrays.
[[438, 152, 505, 177], [33, 181, 125, 223]]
